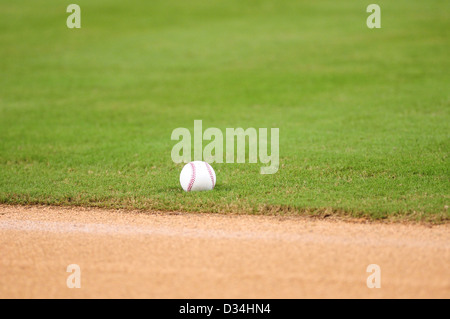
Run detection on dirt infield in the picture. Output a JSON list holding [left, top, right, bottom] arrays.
[[0, 205, 448, 298]]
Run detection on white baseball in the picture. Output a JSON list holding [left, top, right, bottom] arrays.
[[180, 161, 216, 192]]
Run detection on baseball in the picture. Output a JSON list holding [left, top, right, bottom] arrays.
[[180, 161, 216, 192]]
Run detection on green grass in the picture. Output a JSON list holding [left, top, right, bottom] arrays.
[[0, 0, 449, 222]]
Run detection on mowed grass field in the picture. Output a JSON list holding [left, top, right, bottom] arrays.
[[0, 1, 448, 221]]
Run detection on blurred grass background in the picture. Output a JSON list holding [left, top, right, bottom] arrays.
[[0, 0, 448, 221]]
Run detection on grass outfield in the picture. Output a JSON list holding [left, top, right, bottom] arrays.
[[0, 1, 448, 222]]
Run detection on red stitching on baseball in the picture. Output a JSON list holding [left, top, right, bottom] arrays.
[[187, 162, 196, 191], [205, 162, 215, 188]]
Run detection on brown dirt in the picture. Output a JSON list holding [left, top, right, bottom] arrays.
[[0, 205, 448, 299]]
